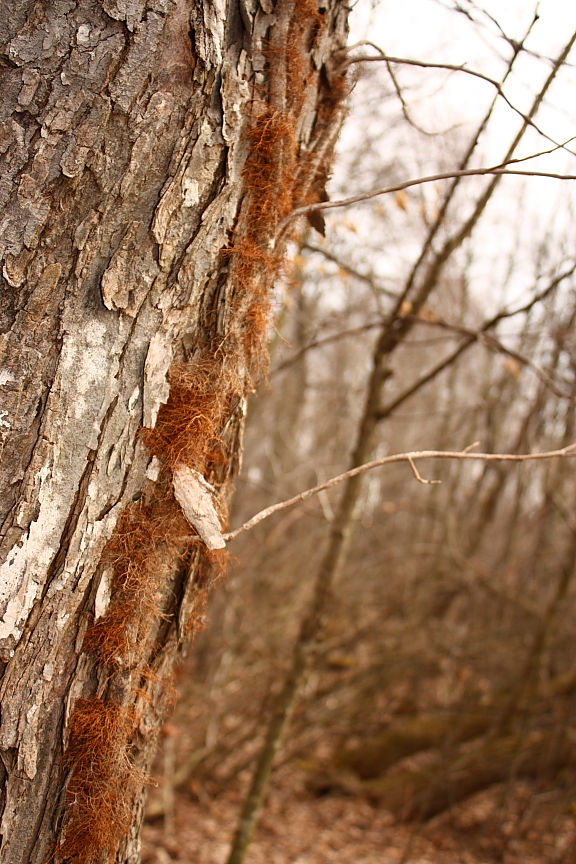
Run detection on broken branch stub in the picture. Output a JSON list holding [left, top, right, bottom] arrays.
[[172, 464, 226, 550]]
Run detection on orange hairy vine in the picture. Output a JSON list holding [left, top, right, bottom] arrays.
[[58, 1, 348, 861], [58, 700, 140, 864]]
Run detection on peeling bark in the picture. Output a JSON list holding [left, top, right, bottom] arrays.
[[0, 1, 348, 861]]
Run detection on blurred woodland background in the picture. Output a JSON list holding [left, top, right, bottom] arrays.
[[143, 2, 576, 862]]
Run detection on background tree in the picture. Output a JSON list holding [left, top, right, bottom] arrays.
[[0, 2, 348, 862]]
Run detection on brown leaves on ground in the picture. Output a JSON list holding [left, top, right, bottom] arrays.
[[142, 764, 576, 864]]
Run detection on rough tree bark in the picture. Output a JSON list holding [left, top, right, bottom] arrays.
[[0, 2, 348, 862]]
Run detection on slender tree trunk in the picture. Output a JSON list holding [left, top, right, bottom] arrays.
[[225, 317, 390, 864], [0, 2, 348, 862]]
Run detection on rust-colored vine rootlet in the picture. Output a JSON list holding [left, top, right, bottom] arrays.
[[57, 3, 348, 863]]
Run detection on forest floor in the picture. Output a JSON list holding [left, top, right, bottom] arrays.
[[142, 763, 576, 864]]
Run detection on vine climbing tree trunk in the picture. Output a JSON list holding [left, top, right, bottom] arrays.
[[0, 2, 348, 862]]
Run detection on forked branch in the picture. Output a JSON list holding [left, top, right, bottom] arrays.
[[342, 49, 576, 157], [224, 443, 576, 542]]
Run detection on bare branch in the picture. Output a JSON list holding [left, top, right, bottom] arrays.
[[396, 15, 533, 303], [279, 166, 576, 231], [302, 241, 399, 298], [387, 23, 575, 327], [463, 441, 480, 453], [385, 59, 442, 138], [437, 0, 548, 65], [272, 321, 380, 375], [343, 48, 576, 157], [406, 315, 574, 401], [273, 262, 576, 387], [408, 455, 442, 485], [224, 444, 576, 542]]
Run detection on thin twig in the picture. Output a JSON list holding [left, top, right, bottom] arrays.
[[341, 49, 576, 158], [463, 441, 480, 453], [303, 241, 399, 298], [408, 455, 442, 485], [385, 59, 441, 138], [272, 321, 381, 374], [405, 314, 574, 400], [224, 444, 576, 542], [278, 166, 576, 232]]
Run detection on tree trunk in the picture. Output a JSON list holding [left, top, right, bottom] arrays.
[[0, 2, 348, 862]]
